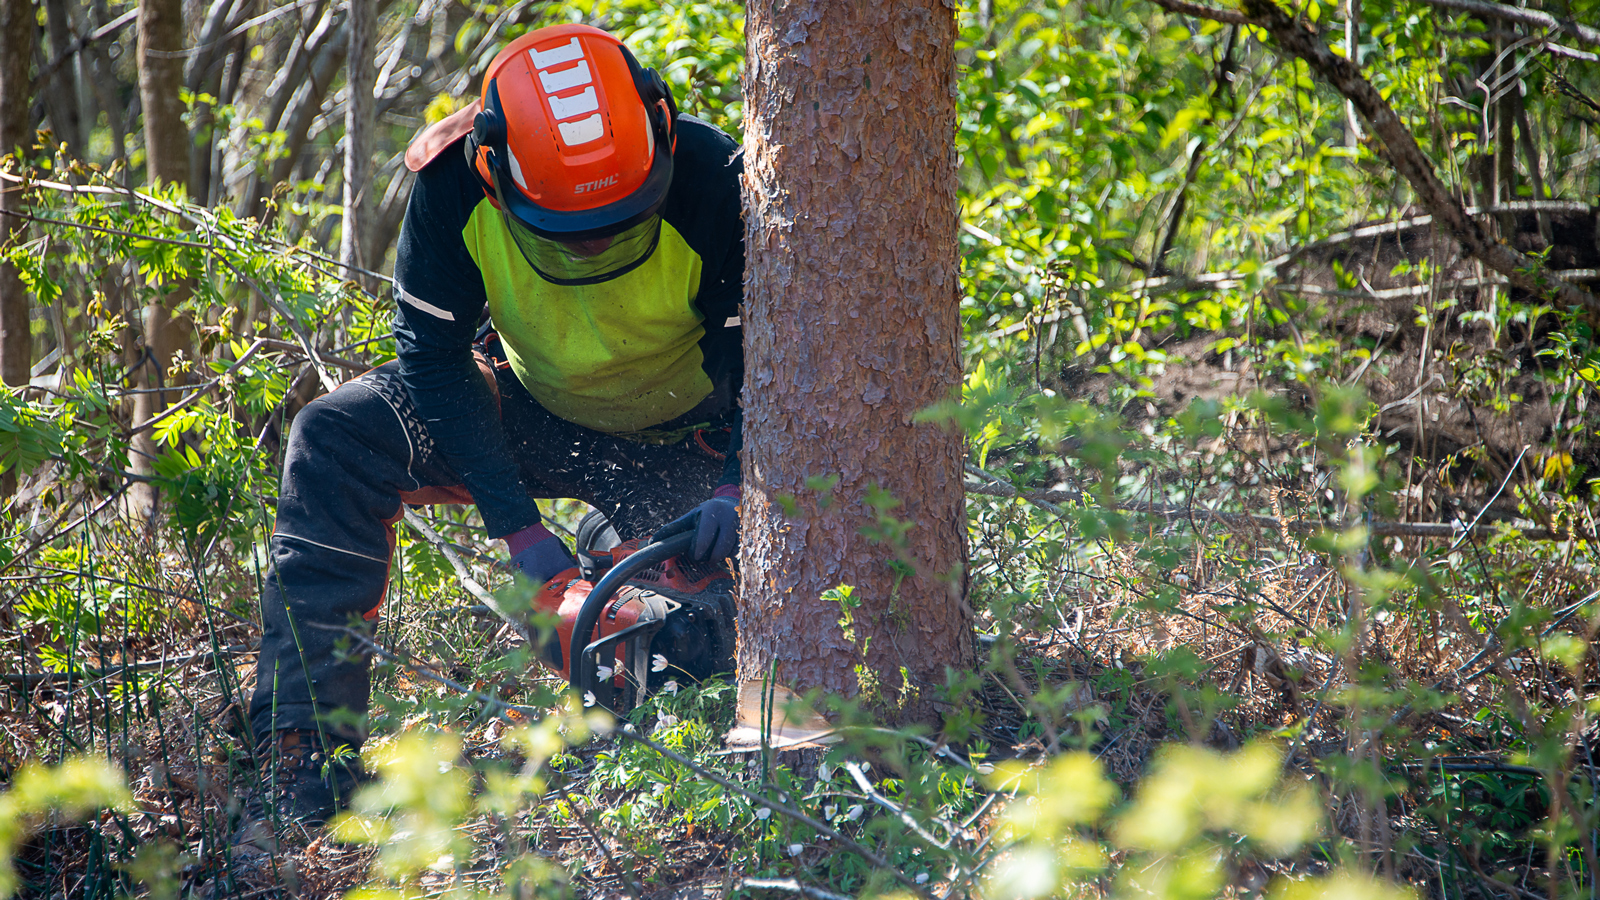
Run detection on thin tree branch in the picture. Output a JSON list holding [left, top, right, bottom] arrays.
[[740, 879, 854, 900], [1236, 0, 1600, 314], [551, 778, 647, 900], [399, 508, 531, 645], [1145, 0, 1258, 26], [843, 760, 953, 851], [1407, 0, 1600, 50]]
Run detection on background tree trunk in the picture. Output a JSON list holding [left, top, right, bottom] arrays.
[[131, 0, 190, 524], [738, 0, 974, 725], [0, 0, 36, 397], [41, 0, 84, 155], [341, 0, 375, 288]]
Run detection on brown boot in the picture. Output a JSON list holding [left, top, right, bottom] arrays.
[[233, 730, 364, 853]]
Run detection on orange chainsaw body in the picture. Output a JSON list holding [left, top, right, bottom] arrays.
[[536, 539, 734, 706]]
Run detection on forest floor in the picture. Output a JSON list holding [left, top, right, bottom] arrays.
[[6, 488, 1592, 900]]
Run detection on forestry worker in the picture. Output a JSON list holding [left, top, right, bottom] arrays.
[[239, 23, 745, 837]]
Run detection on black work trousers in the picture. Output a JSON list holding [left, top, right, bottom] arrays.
[[249, 356, 724, 748]]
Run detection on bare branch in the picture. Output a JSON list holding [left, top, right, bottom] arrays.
[[399, 508, 532, 645], [1408, 0, 1600, 49], [1237, 0, 1600, 314], [962, 480, 1581, 540], [740, 879, 854, 900]]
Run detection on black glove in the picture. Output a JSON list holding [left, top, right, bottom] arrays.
[[654, 491, 740, 563]]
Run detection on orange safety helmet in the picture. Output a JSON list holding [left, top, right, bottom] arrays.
[[465, 24, 678, 285]]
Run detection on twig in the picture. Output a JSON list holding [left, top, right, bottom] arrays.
[[963, 480, 1575, 541], [740, 878, 854, 900], [1144, 0, 1256, 25], [0, 650, 228, 686], [1405, 0, 1600, 49], [252, 339, 368, 373], [10, 564, 252, 624], [400, 509, 530, 645], [0, 488, 128, 581], [218, 259, 343, 394], [1282, 663, 1343, 773], [953, 483, 1568, 538], [1448, 446, 1529, 552], [843, 760, 953, 851], [127, 338, 268, 436], [965, 463, 1070, 515], [551, 778, 646, 900], [0, 170, 394, 286]]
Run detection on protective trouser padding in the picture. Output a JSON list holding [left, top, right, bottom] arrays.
[[250, 360, 723, 746]]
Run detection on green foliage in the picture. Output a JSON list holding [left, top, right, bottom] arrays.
[[0, 387, 72, 478], [0, 757, 131, 898], [986, 743, 1330, 899]]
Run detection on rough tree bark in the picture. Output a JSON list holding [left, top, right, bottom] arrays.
[[132, 0, 190, 524], [341, 0, 375, 287], [739, 0, 975, 726], [0, 0, 36, 397]]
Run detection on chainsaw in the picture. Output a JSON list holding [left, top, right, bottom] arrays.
[[531, 516, 736, 713]]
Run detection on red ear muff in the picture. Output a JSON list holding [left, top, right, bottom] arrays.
[[465, 86, 508, 201]]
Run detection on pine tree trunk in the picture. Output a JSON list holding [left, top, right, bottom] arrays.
[[131, 0, 190, 524], [738, 0, 974, 726], [0, 0, 36, 395]]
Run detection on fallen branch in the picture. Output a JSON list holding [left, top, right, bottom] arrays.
[[741, 878, 854, 900], [844, 760, 953, 851], [962, 480, 1575, 540], [0, 650, 227, 687]]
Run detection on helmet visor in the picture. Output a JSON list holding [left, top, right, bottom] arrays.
[[506, 210, 663, 286]]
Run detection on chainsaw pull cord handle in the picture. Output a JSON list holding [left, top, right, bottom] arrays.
[[568, 532, 694, 694]]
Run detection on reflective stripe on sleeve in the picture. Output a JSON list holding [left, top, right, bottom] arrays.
[[398, 287, 456, 321]]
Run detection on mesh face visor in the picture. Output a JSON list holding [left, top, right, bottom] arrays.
[[504, 211, 664, 286]]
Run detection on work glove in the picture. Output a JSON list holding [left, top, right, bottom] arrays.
[[653, 486, 741, 563], [504, 523, 579, 584]]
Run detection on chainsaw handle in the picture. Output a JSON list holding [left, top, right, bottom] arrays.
[[568, 531, 694, 698]]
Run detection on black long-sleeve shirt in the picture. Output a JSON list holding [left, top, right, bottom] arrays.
[[390, 114, 745, 538]]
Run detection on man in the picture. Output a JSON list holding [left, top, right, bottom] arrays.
[[244, 23, 744, 830]]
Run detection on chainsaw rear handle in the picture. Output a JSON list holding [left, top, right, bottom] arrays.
[[568, 531, 694, 697]]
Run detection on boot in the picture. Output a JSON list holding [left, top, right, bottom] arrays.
[[233, 730, 364, 853]]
